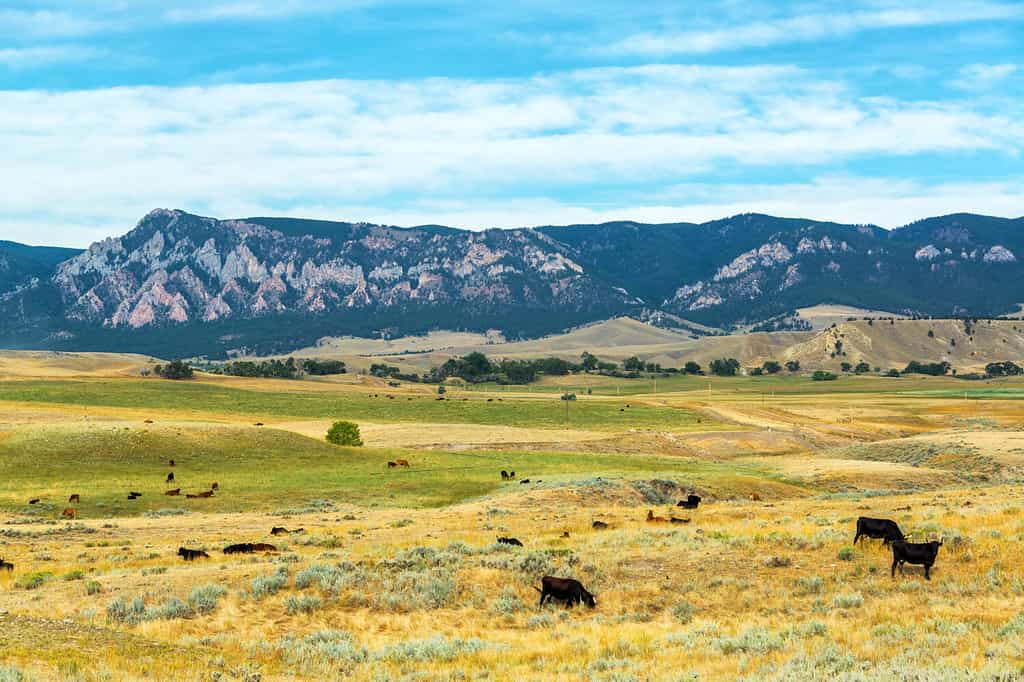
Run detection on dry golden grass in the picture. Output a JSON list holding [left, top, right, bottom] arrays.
[[3, 357, 1024, 680]]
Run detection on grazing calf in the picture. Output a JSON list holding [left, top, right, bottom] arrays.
[[28, 498, 40, 505], [748, 492, 761, 502], [254, 422, 264, 427], [68, 494, 80, 503], [854, 517, 905, 546], [144, 419, 153, 424], [592, 520, 609, 529], [669, 517, 690, 524], [520, 479, 531, 484], [271, 526, 303, 535], [165, 488, 181, 496], [646, 510, 667, 523], [534, 576, 596, 608], [501, 470, 509, 480], [127, 492, 142, 500], [892, 539, 943, 580], [61, 508, 77, 520], [166, 472, 175, 484], [677, 494, 701, 509], [0, 558, 13, 571], [177, 547, 209, 561], [497, 537, 523, 547], [395, 459, 410, 467], [509, 471, 515, 479]]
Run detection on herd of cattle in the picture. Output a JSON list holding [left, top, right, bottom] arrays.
[[5, 461, 945, 610]]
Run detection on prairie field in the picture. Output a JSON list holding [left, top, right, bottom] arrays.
[[2, 355, 1024, 680]]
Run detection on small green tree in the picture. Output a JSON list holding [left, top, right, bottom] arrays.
[[785, 360, 801, 372], [154, 359, 194, 380], [854, 362, 871, 374], [683, 361, 702, 375], [840, 362, 852, 372], [326, 421, 363, 446], [437, 385, 446, 395], [762, 360, 782, 374], [580, 351, 599, 372], [709, 358, 740, 377]]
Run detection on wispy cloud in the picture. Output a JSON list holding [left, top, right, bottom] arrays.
[[0, 45, 106, 69], [597, 2, 1024, 56], [1, 64, 1021, 245], [950, 63, 1019, 90]]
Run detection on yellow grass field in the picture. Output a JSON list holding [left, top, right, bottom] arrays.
[[2, 352, 1024, 680]]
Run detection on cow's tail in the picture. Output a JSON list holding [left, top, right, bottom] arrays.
[[531, 586, 543, 593]]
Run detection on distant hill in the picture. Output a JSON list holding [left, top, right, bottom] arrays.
[[0, 209, 1022, 357]]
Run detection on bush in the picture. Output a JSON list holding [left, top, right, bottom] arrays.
[[153, 359, 194, 380], [490, 588, 525, 617], [812, 371, 837, 381], [832, 592, 864, 608], [672, 601, 696, 624], [16, 571, 53, 590], [188, 583, 227, 614], [377, 636, 489, 663], [252, 566, 289, 600], [837, 546, 856, 561], [107, 596, 146, 624], [0, 665, 28, 682], [62, 570, 85, 581], [285, 595, 324, 615], [85, 580, 103, 595], [710, 358, 740, 376], [277, 630, 368, 674], [326, 421, 363, 446], [149, 597, 191, 620]]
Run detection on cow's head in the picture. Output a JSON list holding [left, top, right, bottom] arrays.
[[582, 589, 597, 608]]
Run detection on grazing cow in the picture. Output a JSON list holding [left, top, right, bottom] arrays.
[[223, 543, 254, 554], [395, 459, 410, 467], [501, 470, 509, 480], [748, 493, 761, 501], [28, 498, 40, 505], [387, 461, 397, 468], [854, 517, 905, 546], [271, 526, 303, 535], [196, 490, 214, 498], [165, 488, 181, 496], [534, 576, 596, 608], [211, 482, 219, 490], [127, 492, 141, 500], [520, 479, 531, 484], [669, 517, 690, 524], [891, 539, 943, 580], [166, 472, 174, 484], [254, 422, 264, 427], [61, 508, 77, 519], [169, 459, 175, 467], [0, 558, 13, 571], [646, 510, 667, 523], [497, 536, 523, 547], [68, 494, 80, 503], [144, 419, 153, 424], [592, 520, 609, 529], [677, 494, 701, 509], [509, 471, 515, 479], [561, 531, 570, 538], [177, 547, 209, 561]]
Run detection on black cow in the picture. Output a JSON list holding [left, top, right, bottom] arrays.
[[592, 520, 609, 529], [892, 539, 943, 580], [0, 558, 13, 571], [509, 471, 515, 479], [271, 526, 303, 535], [854, 517, 904, 546], [166, 472, 175, 484], [534, 576, 596, 608], [177, 547, 209, 561], [224, 543, 255, 554], [677, 494, 701, 509], [497, 536, 523, 546], [501, 470, 509, 480], [520, 479, 531, 484]]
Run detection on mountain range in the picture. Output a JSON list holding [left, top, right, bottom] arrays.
[[1, 209, 1021, 358]]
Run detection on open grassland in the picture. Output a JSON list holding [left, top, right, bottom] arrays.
[[3, 361, 1024, 680]]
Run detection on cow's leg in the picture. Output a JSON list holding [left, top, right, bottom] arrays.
[[538, 590, 546, 607], [891, 555, 898, 578], [854, 531, 861, 545], [924, 563, 931, 580]]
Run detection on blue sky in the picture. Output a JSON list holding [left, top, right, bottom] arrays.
[[1, 0, 1022, 246]]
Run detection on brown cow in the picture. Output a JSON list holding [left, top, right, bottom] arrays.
[[211, 482, 219, 490], [165, 488, 181, 496], [144, 419, 153, 424], [646, 510, 667, 523], [749, 492, 762, 502], [592, 520, 609, 529], [62, 508, 77, 520], [189, 490, 214, 498], [387, 461, 397, 468], [395, 459, 410, 467], [68, 494, 80, 503]]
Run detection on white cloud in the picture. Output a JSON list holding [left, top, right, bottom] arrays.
[[0, 66, 1021, 246], [950, 63, 1019, 90], [0, 45, 106, 69], [0, 9, 112, 38], [597, 2, 1024, 56]]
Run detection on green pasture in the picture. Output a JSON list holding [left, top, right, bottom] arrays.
[[0, 379, 715, 430], [0, 423, 788, 516]]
